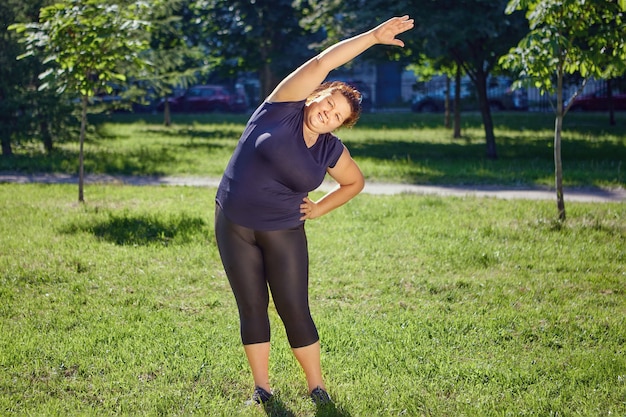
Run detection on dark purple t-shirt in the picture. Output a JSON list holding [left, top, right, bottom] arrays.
[[215, 100, 345, 231]]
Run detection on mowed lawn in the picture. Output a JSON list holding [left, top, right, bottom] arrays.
[[1, 111, 625, 416], [2, 111, 625, 189]]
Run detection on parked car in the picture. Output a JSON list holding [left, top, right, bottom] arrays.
[[157, 85, 248, 113], [229, 83, 250, 112], [567, 87, 626, 111], [410, 83, 472, 112], [410, 77, 528, 112], [486, 77, 528, 111]]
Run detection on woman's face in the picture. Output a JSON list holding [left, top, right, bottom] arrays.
[[304, 90, 353, 134]]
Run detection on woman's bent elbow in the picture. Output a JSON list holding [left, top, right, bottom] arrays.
[[353, 175, 365, 195]]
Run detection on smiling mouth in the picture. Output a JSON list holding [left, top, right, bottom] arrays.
[[317, 113, 324, 123]]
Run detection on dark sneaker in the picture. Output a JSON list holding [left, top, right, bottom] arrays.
[[310, 386, 332, 405], [245, 386, 273, 405]]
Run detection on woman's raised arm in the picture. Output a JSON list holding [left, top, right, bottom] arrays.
[[267, 15, 414, 103]]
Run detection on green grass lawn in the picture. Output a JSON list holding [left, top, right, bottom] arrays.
[[1, 111, 625, 188], [1, 111, 625, 415], [1, 184, 624, 416]]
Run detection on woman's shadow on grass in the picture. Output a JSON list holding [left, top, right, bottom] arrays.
[[313, 402, 352, 417], [262, 399, 352, 417]]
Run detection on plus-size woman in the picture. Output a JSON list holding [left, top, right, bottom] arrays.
[[214, 15, 414, 405]]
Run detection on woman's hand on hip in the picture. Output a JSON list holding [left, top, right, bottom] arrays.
[[299, 196, 320, 220]]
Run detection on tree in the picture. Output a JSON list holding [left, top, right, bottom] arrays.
[[136, 0, 210, 126], [194, 0, 321, 101], [0, 0, 35, 157], [500, 0, 626, 220], [409, 58, 465, 137], [299, 0, 528, 159], [1, 0, 72, 156], [409, 0, 528, 159], [11, 0, 151, 202]]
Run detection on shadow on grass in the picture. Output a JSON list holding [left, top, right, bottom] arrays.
[[346, 136, 626, 162], [139, 125, 241, 140], [3, 112, 624, 186], [0, 118, 239, 175], [260, 398, 352, 417], [89, 112, 251, 126], [0, 147, 175, 177], [314, 402, 352, 417], [61, 212, 207, 246], [0, 139, 230, 177], [344, 136, 625, 186], [261, 398, 296, 417]]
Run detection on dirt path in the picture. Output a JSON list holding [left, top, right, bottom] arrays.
[[1, 172, 624, 202]]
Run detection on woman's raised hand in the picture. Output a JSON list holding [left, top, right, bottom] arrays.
[[371, 15, 414, 48]]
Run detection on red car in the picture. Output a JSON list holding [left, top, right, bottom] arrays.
[[568, 87, 626, 111], [158, 85, 248, 113]]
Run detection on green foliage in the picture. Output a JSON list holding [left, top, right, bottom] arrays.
[[1, 183, 624, 416], [297, 0, 412, 64], [412, 0, 530, 159], [500, 0, 626, 219], [0, 0, 74, 155], [133, 0, 209, 100], [10, 0, 151, 99], [192, 0, 320, 97], [9, 0, 155, 200], [501, 0, 626, 95], [297, 0, 352, 41], [408, 0, 527, 69]]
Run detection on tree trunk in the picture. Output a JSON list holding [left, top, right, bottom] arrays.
[[554, 114, 565, 220], [164, 100, 171, 127], [607, 78, 615, 126], [475, 74, 497, 159], [1, 104, 14, 155], [444, 75, 451, 129], [78, 96, 87, 203], [260, 62, 274, 101], [453, 66, 462, 139], [1, 135, 12, 156], [41, 120, 53, 153], [555, 72, 566, 221]]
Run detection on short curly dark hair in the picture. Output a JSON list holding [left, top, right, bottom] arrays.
[[306, 81, 362, 128]]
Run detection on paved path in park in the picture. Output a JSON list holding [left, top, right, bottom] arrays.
[[1, 172, 625, 203]]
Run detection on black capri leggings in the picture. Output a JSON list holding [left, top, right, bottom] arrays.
[[214, 205, 319, 348]]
